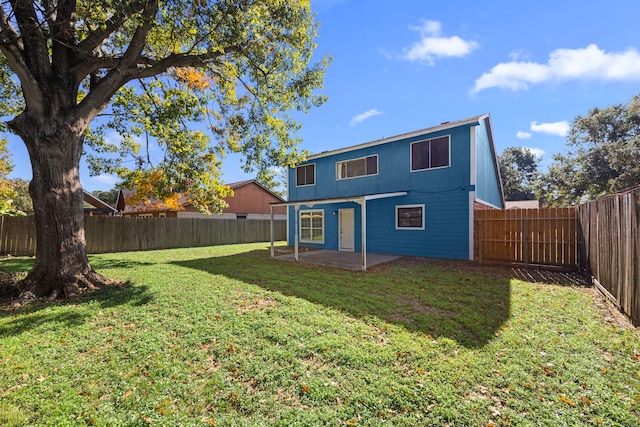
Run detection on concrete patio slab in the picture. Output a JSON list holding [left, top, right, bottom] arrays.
[[274, 249, 400, 271]]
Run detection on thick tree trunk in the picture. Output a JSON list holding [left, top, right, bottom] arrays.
[[12, 116, 116, 299]]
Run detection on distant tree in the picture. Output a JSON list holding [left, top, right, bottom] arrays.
[[8, 178, 32, 213], [0, 138, 23, 215], [91, 188, 119, 208], [538, 94, 640, 207], [498, 147, 540, 201], [0, 0, 328, 299], [256, 167, 287, 199]]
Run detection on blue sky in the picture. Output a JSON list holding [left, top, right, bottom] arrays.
[[7, 0, 640, 192]]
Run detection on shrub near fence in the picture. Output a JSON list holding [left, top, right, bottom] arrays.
[[0, 216, 287, 256], [578, 188, 640, 326]]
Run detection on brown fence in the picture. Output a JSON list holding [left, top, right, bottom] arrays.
[[578, 189, 639, 326], [0, 216, 287, 256], [475, 208, 579, 269]]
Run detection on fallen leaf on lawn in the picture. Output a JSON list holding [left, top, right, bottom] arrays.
[[560, 395, 576, 407]]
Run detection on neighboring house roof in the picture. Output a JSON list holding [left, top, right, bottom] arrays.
[[228, 179, 285, 202], [504, 200, 540, 209], [117, 179, 285, 213], [83, 190, 117, 214]]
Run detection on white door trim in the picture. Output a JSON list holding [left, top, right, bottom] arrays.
[[338, 208, 355, 252]]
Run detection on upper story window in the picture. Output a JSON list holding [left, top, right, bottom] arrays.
[[296, 164, 315, 186], [411, 135, 450, 171], [336, 155, 378, 180]]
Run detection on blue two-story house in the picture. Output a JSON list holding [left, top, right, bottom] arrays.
[[270, 114, 504, 269]]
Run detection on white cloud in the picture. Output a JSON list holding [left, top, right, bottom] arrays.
[[530, 120, 570, 137], [527, 147, 545, 159], [472, 44, 640, 93], [516, 131, 532, 139], [402, 20, 478, 64], [350, 109, 383, 125]]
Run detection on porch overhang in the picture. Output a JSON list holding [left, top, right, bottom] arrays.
[[269, 191, 407, 271]]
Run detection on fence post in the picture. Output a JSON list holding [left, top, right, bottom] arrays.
[[523, 214, 530, 267]]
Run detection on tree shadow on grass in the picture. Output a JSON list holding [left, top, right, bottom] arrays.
[[173, 249, 511, 349], [0, 282, 153, 337]]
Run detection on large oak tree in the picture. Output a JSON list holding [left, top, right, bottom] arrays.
[[0, 0, 328, 299]]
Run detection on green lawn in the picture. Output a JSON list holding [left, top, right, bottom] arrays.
[[1, 243, 638, 426]]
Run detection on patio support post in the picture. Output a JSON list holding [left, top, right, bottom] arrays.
[[294, 204, 300, 261], [270, 205, 274, 258], [361, 198, 367, 271]]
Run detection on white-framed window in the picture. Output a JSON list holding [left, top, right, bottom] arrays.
[[296, 163, 316, 186], [300, 209, 324, 243], [396, 204, 425, 230], [336, 155, 378, 180], [158, 213, 166, 218], [411, 135, 450, 171]]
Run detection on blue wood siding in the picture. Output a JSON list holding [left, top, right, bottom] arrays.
[[286, 117, 501, 260], [287, 191, 470, 259], [474, 119, 504, 208], [289, 124, 474, 201], [366, 191, 470, 259]]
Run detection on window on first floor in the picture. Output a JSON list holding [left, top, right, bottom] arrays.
[[411, 135, 450, 171], [300, 209, 324, 243], [396, 204, 425, 230], [336, 155, 378, 180], [296, 163, 315, 186]]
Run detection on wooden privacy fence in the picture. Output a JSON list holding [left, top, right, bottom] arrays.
[[578, 189, 639, 326], [475, 208, 579, 269], [0, 216, 287, 256]]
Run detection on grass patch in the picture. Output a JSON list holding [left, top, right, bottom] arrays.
[[1, 243, 638, 426]]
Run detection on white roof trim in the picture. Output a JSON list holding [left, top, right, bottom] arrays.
[[306, 114, 489, 160], [364, 191, 408, 201], [271, 191, 408, 207]]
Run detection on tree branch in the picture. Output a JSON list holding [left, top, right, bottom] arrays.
[[76, 1, 145, 55], [11, 0, 51, 82], [50, 0, 78, 85], [0, 7, 44, 110]]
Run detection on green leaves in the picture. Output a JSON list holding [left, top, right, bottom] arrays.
[[498, 147, 540, 201], [3, 0, 328, 213], [538, 93, 640, 207], [82, 0, 327, 212]]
